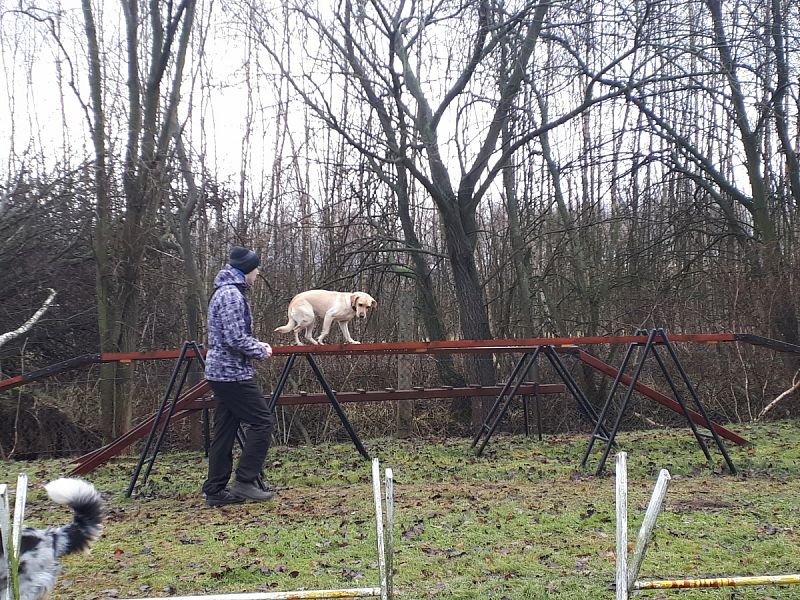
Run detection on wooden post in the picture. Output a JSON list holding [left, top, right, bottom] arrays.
[[396, 290, 413, 438], [385, 468, 394, 599], [0, 483, 10, 600], [615, 453, 628, 600], [372, 459, 388, 600], [627, 469, 671, 588]]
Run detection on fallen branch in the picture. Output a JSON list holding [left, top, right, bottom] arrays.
[[756, 369, 800, 421], [0, 288, 57, 349]]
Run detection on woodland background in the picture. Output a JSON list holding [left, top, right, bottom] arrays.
[[1, 0, 799, 458]]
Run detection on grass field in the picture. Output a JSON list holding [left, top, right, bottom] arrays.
[[1, 420, 799, 599]]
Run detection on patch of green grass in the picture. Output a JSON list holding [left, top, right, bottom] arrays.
[[2, 421, 800, 598]]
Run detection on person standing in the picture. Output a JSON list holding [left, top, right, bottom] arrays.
[[202, 245, 276, 506]]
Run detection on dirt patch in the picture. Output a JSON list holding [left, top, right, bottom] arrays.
[[666, 497, 737, 513]]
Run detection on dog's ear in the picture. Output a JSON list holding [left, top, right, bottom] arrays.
[[350, 293, 359, 309], [370, 298, 377, 308]]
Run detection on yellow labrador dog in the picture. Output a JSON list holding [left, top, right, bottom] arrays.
[[275, 290, 377, 345]]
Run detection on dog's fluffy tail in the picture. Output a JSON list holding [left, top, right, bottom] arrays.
[[44, 478, 105, 557]]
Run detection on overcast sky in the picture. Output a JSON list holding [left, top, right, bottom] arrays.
[[0, 0, 285, 192]]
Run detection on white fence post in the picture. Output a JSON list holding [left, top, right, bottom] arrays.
[[384, 468, 394, 600], [371, 459, 388, 600], [627, 468, 671, 589], [0, 483, 10, 600], [618, 459, 800, 594], [615, 453, 628, 600], [1, 474, 28, 600]]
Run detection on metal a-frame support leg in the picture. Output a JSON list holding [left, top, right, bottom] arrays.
[[582, 329, 736, 475], [654, 328, 736, 474], [267, 353, 298, 413], [647, 336, 715, 465], [522, 389, 539, 439], [306, 354, 370, 460], [127, 341, 205, 497], [472, 346, 604, 456], [471, 347, 543, 455], [268, 353, 370, 460], [202, 408, 211, 456], [582, 329, 657, 475], [541, 346, 609, 439]]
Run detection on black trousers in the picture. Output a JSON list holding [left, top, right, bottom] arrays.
[[202, 379, 275, 495]]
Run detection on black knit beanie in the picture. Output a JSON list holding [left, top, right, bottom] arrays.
[[229, 246, 260, 274]]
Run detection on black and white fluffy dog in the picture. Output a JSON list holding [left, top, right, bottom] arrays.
[[0, 478, 104, 600]]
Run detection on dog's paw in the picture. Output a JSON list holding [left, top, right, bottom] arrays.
[[348, 340, 361, 344]]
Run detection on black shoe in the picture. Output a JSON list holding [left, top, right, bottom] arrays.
[[205, 489, 245, 506], [231, 480, 276, 502]]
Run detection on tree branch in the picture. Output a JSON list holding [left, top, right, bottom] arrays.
[[0, 289, 58, 349], [757, 370, 800, 421]]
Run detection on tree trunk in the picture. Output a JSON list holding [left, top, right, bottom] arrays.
[[395, 169, 465, 387], [81, 0, 197, 440], [440, 204, 495, 429], [706, 0, 798, 353], [174, 124, 206, 446], [502, 135, 534, 338], [81, 0, 118, 442]]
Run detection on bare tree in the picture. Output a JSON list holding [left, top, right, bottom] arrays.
[[81, 0, 198, 439], [247, 0, 565, 427], [580, 0, 800, 352]]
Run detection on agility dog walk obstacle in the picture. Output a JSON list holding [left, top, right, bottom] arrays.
[[6, 331, 793, 483], [614, 452, 800, 599], [66, 339, 567, 491], [0, 474, 29, 600], [58, 339, 564, 495], [3, 332, 784, 399], [1, 332, 795, 399], [119, 458, 395, 600]]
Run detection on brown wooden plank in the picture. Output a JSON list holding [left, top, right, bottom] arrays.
[[577, 350, 747, 445], [69, 380, 211, 474]]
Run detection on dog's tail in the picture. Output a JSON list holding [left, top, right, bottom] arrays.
[[274, 318, 296, 334], [44, 478, 105, 557]]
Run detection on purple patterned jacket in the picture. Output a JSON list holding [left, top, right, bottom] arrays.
[[205, 265, 267, 381]]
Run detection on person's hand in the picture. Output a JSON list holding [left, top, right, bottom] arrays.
[[260, 342, 273, 359]]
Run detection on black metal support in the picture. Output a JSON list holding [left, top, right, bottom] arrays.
[[648, 344, 713, 463], [584, 329, 657, 475], [581, 328, 736, 475], [471, 346, 604, 456], [658, 331, 736, 474], [522, 387, 543, 441], [127, 341, 205, 497], [580, 333, 644, 470], [542, 346, 606, 434], [267, 353, 370, 460], [267, 353, 298, 412], [471, 348, 542, 454], [202, 408, 211, 456]]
